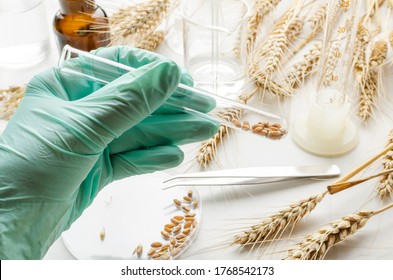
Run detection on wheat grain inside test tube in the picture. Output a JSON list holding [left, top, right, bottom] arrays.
[[58, 45, 288, 140]]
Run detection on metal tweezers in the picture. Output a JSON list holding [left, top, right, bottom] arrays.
[[162, 165, 341, 189]]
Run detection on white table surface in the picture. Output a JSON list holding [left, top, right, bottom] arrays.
[[1, 0, 393, 260]]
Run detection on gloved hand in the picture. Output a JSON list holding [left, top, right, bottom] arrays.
[[0, 46, 219, 259]]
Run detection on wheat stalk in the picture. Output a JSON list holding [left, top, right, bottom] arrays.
[[246, 0, 282, 54], [358, 40, 388, 122], [233, 191, 328, 247], [110, 0, 169, 45], [135, 31, 165, 51], [0, 85, 25, 120], [285, 202, 393, 260], [377, 130, 393, 200]]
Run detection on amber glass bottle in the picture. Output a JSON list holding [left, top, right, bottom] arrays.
[[53, 0, 110, 52]]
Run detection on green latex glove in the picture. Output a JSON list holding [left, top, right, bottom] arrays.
[[0, 46, 219, 259]]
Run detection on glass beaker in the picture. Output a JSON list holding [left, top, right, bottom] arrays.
[[292, 0, 363, 156], [58, 45, 288, 141], [0, 0, 50, 67], [182, 0, 250, 99]]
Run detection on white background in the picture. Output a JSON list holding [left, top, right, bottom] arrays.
[[1, 0, 393, 260]]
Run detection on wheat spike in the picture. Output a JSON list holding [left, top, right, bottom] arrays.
[[309, 4, 328, 32], [285, 211, 374, 260], [254, 10, 295, 74], [358, 40, 388, 122], [377, 130, 393, 200], [246, 0, 282, 54], [197, 125, 229, 168], [284, 43, 321, 89], [285, 16, 305, 45], [0, 86, 25, 120], [353, 23, 372, 83], [135, 31, 165, 51], [110, 0, 169, 45], [233, 191, 328, 247], [291, 4, 327, 56], [248, 64, 291, 99]]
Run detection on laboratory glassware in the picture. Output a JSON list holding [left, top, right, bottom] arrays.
[[58, 45, 288, 140], [292, 0, 362, 156]]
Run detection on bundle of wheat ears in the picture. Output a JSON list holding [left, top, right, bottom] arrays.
[[196, 0, 393, 167], [232, 133, 393, 259]]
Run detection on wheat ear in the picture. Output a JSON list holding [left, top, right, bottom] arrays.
[[292, 4, 327, 55], [0, 86, 25, 120], [377, 130, 393, 200], [284, 43, 321, 89], [110, 0, 169, 45], [353, 23, 372, 83], [358, 40, 388, 122], [233, 191, 328, 247], [254, 10, 295, 75], [135, 31, 165, 51], [197, 125, 229, 168], [285, 203, 393, 260], [246, 0, 282, 54], [248, 64, 291, 99], [196, 106, 244, 168]]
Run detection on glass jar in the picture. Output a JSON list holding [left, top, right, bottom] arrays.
[[53, 0, 110, 52]]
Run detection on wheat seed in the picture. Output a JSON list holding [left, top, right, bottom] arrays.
[[151, 241, 163, 248], [233, 191, 328, 247], [99, 228, 105, 241], [133, 244, 143, 257]]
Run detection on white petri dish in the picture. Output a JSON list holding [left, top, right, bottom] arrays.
[[62, 172, 201, 260]]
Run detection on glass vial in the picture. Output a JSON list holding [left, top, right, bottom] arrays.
[[53, 0, 110, 52]]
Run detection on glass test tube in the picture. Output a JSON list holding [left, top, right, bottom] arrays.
[[58, 45, 288, 140]]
